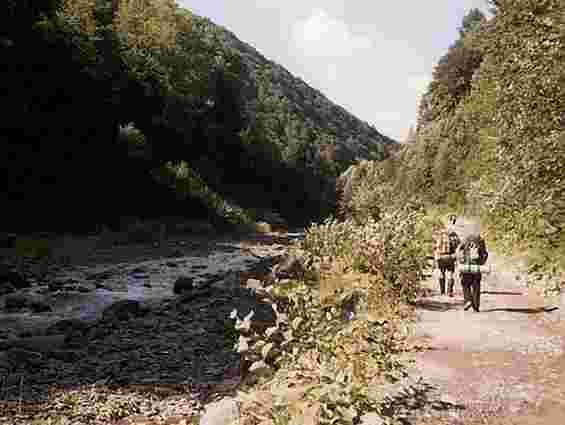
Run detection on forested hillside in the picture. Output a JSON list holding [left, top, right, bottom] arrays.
[[357, 0, 564, 273], [1, 0, 396, 234]]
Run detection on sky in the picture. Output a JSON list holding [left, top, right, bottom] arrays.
[[176, 0, 490, 142]]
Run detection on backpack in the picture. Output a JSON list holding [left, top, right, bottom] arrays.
[[436, 230, 460, 257], [448, 232, 460, 254], [458, 235, 487, 273]]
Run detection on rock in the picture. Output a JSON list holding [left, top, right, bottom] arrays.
[[173, 276, 194, 294], [102, 300, 141, 321], [199, 398, 240, 425], [45, 319, 89, 336], [245, 278, 263, 292], [272, 255, 305, 280]]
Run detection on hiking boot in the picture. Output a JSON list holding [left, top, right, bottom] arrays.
[[447, 279, 454, 297], [464, 301, 473, 311]]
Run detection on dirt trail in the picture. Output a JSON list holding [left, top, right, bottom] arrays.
[[400, 219, 565, 424]]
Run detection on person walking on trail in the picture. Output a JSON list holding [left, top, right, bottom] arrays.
[[433, 220, 461, 297], [456, 222, 489, 312]]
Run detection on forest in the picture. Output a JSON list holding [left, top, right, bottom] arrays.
[[1, 0, 396, 234]]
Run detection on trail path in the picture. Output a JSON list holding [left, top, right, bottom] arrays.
[[396, 219, 565, 424]]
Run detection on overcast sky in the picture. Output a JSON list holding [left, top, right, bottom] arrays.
[[176, 0, 490, 142]]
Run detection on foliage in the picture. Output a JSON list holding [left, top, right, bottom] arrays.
[[396, 1, 565, 274], [4, 0, 395, 233], [230, 166, 428, 423]]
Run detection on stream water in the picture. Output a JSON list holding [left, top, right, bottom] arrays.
[[0, 232, 302, 340]]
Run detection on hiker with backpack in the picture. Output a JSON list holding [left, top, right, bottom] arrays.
[[432, 221, 461, 297], [456, 221, 489, 312]]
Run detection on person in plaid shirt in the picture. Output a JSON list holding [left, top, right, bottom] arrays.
[[456, 221, 488, 312]]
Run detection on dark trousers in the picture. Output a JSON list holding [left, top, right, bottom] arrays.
[[437, 257, 455, 295], [461, 272, 482, 311]]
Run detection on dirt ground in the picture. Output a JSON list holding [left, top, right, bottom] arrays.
[[400, 220, 565, 424]]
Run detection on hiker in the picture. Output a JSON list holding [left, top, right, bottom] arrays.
[[456, 222, 488, 312], [433, 222, 461, 296], [448, 213, 457, 226]]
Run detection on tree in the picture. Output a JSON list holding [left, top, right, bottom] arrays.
[[458, 8, 486, 38]]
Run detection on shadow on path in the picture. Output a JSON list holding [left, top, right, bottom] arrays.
[[481, 291, 523, 296], [381, 380, 466, 424], [481, 306, 559, 314], [411, 300, 463, 312]]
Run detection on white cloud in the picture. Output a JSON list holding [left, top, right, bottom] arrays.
[[292, 9, 372, 58], [326, 63, 339, 82]]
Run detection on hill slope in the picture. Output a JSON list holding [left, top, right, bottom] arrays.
[[194, 13, 398, 163]]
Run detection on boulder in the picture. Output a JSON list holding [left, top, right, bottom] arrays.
[[245, 278, 263, 293], [102, 300, 141, 322], [173, 276, 194, 294]]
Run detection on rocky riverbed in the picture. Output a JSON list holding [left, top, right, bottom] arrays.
[[0, 229, 301, 423]]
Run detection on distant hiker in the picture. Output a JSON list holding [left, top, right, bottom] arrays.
[[433, 222, 461, 296], [448, 213, 457, 226], [456, 222, 488, 312]]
